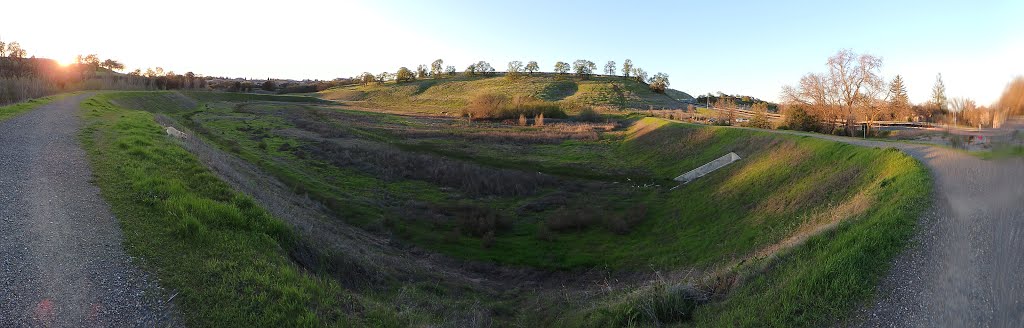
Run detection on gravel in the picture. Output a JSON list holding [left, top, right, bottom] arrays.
[[0, 94, 179, 327]]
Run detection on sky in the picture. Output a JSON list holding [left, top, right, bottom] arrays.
[[3, 0, 1022, 105]]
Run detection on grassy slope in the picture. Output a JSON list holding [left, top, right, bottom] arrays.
[[318, 75, 685, 113], [93, 91, 932, 327], [0, 94, 65, 122], [79, 94, 404, 327]]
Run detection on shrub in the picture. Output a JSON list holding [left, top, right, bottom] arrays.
[[782, 106, 819, 132], [464, 93, 508, 119], [462, 93, 567, 120], [453, 205, 510, 237], [545, 206, 598, 232], [604, 204, 648, 235], [545, 204, 648, 235], [576, 107, 601, 122], [481, 231, 496, 248]]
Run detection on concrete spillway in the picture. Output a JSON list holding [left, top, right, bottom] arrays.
[[674, 152, 741, 184]]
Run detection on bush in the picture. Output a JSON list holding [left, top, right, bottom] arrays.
[[575, 107, 601, 122], [464, 93, 508, 119], [604, 204, 648, 235], [545, 206, 599, 232], [452, 205, 510, 237], [462, 93, 567, 120], [782, 107, 819, 132]]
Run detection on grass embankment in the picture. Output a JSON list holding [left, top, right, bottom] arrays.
[[0, 94, 66, 122], [318, 75, 689, 114], [78, 94, 404, 327], [573, 135, 930, 326]]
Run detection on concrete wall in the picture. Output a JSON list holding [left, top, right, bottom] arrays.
[[674, 152, 741, 184]]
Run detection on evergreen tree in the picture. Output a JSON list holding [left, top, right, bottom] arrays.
[[888, 75, 910, 120], [931, 73, 947, 111]]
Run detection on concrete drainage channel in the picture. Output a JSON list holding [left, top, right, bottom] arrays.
[[671, 152, 741, 189]]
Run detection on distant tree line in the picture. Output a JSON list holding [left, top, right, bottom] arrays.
[[361, 58, 672, 94]]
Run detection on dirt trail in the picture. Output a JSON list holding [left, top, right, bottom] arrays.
[[0, 95, 177, 327], [755, 129, 1024, 327]]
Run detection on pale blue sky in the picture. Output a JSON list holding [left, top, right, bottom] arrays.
[[4, 0, 1022, 104]]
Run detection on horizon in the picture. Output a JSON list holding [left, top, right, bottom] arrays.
[[4, 0, 1022, 105]]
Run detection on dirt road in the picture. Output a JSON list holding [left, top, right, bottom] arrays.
[[755, 130, 1024, 327], [0, 95, 176, 327]]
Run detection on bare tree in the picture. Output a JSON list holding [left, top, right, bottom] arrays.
[[949, 97, 976, 127], [621, 59, 633, 78], [445, 65, 456, 76], [782, 49, 883, 134], [475, 61, 495, 75], [997, 76, 1024, 116], [506, 60, 523, 80]]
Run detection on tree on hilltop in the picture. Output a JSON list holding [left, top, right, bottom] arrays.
[[360, 72, 375, 85], [416, 65, 428, 79], [572, 59, 596, 79], [475, 61, 495, 75], [604, 61, 616, 76], [648, 72, 669, 93], [621, 59, 633, 78], [100, 59, 124, 71], [430, 59, 444, 78], [525, 61, 539, 76], [506, 60, 523, 80], [396, 67, 415, 82], [632, 67, 647, 83], [553, 61, 570, 76]]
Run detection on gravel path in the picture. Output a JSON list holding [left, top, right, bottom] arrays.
[[0, 94, 177, 327], [755, 129, 1024, 327]]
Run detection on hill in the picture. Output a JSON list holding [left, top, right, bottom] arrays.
[[317, 74, 691, 114]]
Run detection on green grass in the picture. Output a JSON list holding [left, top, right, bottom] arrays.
[[974, 144, 1024, 159], [0, 94, 65, 122], [78, 94, 405, 327], [318, 75, 685, 113]]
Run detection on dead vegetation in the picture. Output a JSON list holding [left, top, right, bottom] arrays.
[[305, 140, 555, 197]]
